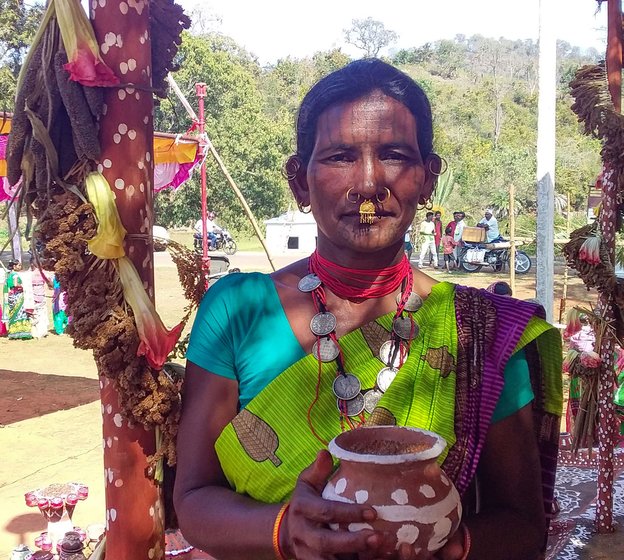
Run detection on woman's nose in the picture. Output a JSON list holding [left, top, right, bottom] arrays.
[[359, 157, 381, 196]]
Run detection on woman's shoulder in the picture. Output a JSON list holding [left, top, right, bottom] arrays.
[[200, 271, 273, 306]]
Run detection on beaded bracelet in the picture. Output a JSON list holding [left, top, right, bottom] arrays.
[[459, 522, 472, 560], [272, 503, 290, 560]]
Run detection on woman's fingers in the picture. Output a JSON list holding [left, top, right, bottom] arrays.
[[297, 449, 336, 493], [295, 451, 377, 525]]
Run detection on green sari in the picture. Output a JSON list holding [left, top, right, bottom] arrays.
[[6, 271, 32, 340], [215, 283, 562, 513]]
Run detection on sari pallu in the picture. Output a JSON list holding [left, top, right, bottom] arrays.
[[215, 283, 562, 518]]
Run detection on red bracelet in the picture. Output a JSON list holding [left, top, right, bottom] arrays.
[[272, 503, 290, 560], [459, 522, 472, 560]]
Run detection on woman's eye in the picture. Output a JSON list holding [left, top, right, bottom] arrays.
[[326, 153, 353, 162], [382, 151, 409, 161]]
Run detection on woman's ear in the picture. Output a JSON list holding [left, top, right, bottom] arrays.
[[421, 153, 444, 200], [284, 156, 309, 207]]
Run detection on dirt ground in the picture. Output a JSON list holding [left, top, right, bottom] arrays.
[[1, 248, 623, 558]]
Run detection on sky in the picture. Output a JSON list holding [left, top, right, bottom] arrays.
[[180, 0, 608, 65]]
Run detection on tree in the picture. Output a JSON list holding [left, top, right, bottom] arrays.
[[154, 33, 292, 231], [0, 0, 44, 77], [343, 17, 398, 58]]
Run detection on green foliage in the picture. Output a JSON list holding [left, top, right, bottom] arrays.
[[154, 32, 292, 231], [0, 0, 43, 109]]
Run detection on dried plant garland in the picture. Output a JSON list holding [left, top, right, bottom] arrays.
[[6, 0, 196, 470]]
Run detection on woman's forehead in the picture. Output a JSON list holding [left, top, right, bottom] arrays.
[[315, 92, 418, 145]]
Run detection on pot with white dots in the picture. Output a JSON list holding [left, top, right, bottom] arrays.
[[322, 425, 462, 558]]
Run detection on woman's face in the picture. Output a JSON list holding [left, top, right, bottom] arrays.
[[291, 91, 435, 260]]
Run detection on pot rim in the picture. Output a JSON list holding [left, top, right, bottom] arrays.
[[327, 425, 446, 464]]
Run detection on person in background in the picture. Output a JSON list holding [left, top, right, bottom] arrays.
[[5, 259, 33, 340], [432, 210, 443, 264], [478, 209, 501, 243], [441, 225, 458, 273], [452, 211, 466, 265], [445, 211, 459, 240], [53, 276, 70, 335], [0, 264, 7, 336], [403, 224, 413, 260], [417, 211, 438, 269], [487, 281, 512, 296], [174, 58, 562, 560], [194, 211, 222, 249], [29, 262, 51, 338]]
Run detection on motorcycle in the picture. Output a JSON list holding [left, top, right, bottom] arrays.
[[194, 229, 237, 255], [458, 240, 532, 274]]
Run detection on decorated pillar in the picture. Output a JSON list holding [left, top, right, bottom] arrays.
[[90, 1, 164, 558], [595, 168, 617, 533], [594, 0, 622, 533]]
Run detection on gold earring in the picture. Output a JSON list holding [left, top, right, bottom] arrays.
[[416, 197, 431, 211], [375, 188, 391, 203], [298, 202, 311, 214], [428, 156, 448, 177], [283, 157, 302, 181], [346, 187, 361, 203]]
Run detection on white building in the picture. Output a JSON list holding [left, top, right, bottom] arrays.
[[264, 210, 318, 254]]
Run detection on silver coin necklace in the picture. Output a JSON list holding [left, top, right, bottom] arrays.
[[298, 265, 422, 427]]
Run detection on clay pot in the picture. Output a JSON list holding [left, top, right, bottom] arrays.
[[322, 426, 462, 557]]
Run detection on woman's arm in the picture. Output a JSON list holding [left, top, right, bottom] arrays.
[[174, 361, 386, 560], [433, 402, 545, 560]]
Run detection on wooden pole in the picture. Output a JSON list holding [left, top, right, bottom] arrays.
[[535, 0, 557, 322], [206, 145, 277, 272], [558, 192, 571, 324], [91, 2, 164, 558], [165, 73, 277, 272], [7, 202, 22, 263], [508, 184, 515, 294]]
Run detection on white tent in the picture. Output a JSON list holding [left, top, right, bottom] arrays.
[[264, 210, 317, 254]]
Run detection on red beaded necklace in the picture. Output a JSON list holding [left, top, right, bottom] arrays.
[[309, 250, 412, 300], [303, 250, 416, 440]]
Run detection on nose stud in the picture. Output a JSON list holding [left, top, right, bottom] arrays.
[[346, 188, 391, 224], [345, 187, 391, 204]]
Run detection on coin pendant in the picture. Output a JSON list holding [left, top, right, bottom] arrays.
[[379, 339, 408, 368], [337, 393, 365, 417], [310, 312, 337, 336], [377, 367, 398, 392], [397, 291, 423, 312], [298, 273, 322, 292], [393, 316, 419, 340], [363, 389, 383, 413], [311, 337, 340, 362], [332, 373, 361, 400]]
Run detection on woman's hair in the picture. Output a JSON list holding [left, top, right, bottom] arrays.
[[487, 281, 513, 296], [8, 259, 20, 270], [445, 226, 453, 235], [294, 58, 433, 166]]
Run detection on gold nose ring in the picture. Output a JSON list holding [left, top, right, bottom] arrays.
[[375, 188, 391, 203], [346, 187, 362, 204]]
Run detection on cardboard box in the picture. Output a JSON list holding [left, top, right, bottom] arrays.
[[462, 226, 486, 243]]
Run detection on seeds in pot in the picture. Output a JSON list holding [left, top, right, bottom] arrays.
[[346, 440, 431, 455]]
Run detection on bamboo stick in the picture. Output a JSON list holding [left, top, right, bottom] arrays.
[[508, 183, 515, 294]]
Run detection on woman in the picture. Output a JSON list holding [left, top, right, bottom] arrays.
[[52, 276, 69, 335], [29, 262, 51, 338], [174, 59, 562, 560], [5, 259, 33, 339]]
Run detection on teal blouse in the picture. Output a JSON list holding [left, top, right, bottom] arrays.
[[186, 273, 533, 422]]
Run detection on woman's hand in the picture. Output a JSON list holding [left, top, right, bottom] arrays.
[[394, 525, 464, 560], [281, 450, 389, 560]]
